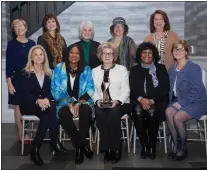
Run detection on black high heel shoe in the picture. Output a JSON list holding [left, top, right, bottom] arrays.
[[75, 147, 84, 164], [104, 149, 111, 163], [149, 147, 156, 160], [173, 150, 188, 161], [30, 147, 43, 166], [141, 147, 149, 159], [83, 145, 93, 159], [111, 150, 121, 164], [52, 140, 69, 155]]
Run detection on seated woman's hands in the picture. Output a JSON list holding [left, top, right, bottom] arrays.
[[68, 103, 81, 118], [36, 98, 50, 111], [173, 102, 181, 109], [139, 98, 154, 110]]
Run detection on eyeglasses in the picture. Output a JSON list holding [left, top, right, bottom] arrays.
[[141, 51, 153, 55], [173, 48, 185, 53], [102, 52, 113, 56]]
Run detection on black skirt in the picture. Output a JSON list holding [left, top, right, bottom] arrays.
[[8, 70, 22, 105]]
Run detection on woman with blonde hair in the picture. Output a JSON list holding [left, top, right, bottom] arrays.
[[6, 18, 35, 144], [14, 45, 68, 166], [92, 42, 130, 163]]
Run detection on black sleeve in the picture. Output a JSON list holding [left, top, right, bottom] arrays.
[[129, 67, 138, 103], [79, 92, 91, 101]]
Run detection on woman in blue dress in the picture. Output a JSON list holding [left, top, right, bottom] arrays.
[[6, 19, 35, 143], [166, 40, 207, 161]]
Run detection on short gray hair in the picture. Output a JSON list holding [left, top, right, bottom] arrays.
[[79, 20, 94, 40]]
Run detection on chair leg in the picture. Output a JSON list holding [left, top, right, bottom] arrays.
[[59, 125, 62, 142], [204, 120, 207, 156], [89, 127, 92, 151], [163, 122, 167, 154], [121, 121, 126, 142], [133, 127, 136, 154], [125, 119, 130, 153], [21, 120, 25, 155], [130, 122, 134, 142], [97, 129, 100, 154]]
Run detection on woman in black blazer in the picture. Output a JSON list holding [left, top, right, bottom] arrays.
[[129, 42, 169, 160], [15, 45, 68, 166], [74, 20, 101, 69]]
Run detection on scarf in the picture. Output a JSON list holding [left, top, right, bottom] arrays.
[[43, 32, 64, 67], [152, 31, 168, 64], [141, 63, 159, 94], [81, 40, 92, 65]]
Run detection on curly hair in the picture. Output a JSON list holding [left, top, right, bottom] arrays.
[[150, 10, 171, 33], [136, 42, 161, 64], [42, 13, 60, 33]]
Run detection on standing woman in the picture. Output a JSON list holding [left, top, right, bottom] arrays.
[[92, 42, 130, 164], [15, 45, 68, 166], [144, 10, 180, 70], [166, 40, 207, 161], [51, 44, 94, 165], [74, 20, 101, 69], [6, 19, 35, 143], [37, 13, 67, 70], [108, 17, 137, 71], [130, 42, 169, 160]]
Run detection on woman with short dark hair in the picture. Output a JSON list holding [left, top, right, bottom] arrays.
[[130, 42, 169, 160], [108, 17, 137, 70]]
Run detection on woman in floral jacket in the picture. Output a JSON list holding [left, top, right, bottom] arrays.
[[51, 44, 94, 165]]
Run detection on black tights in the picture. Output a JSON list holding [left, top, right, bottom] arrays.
[[132, 104, 160, 149], [165, 106, 193, 156]]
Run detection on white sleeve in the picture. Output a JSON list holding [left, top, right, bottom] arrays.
[[117, 67, 130, 104]]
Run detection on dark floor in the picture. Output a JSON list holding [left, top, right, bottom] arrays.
[[1, 123, 207, 170]]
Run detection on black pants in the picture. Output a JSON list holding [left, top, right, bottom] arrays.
[[95, 105, 124, 152], [21, 103, 59, 149], [132, 103, 160, 149], [58, 104, 92, 148]]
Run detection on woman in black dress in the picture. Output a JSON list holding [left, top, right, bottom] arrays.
[[129, 42, 169, 159], [6, 19, 35, 143]]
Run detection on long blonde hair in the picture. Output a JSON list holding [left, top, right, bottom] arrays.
[[24, 45, 52, 77]]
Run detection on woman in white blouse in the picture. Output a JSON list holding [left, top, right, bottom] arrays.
[[92, 42, 130, 164]]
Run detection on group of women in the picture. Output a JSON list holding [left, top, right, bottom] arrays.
[[6, 9, 207, 166]]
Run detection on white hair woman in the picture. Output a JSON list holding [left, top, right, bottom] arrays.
[[92, 42, 130, 164], [14, 45, 68, 166], [74, 20, 101, 69]]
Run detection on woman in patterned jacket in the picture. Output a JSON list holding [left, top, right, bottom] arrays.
[[51, 44, 94, 165], [166, 40, 207, 161]]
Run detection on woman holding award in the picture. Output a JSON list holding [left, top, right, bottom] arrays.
[[92, 42, 130, 164]]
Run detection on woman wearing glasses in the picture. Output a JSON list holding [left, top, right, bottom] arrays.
[[166, 40, 207, 161], [92, 42, 130, 164], [130, 42, 169, 160]]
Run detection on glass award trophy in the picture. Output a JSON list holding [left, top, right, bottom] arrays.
[[100, 79, 113, 108]]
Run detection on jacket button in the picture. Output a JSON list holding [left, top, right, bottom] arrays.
[[13, 71, 15, 73]]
